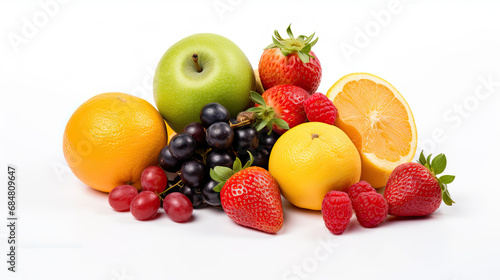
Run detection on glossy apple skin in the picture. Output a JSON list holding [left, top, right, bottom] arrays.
[[154, 33, 255, 132]]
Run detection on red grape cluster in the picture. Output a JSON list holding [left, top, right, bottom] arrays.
[[108, 167, 193, 223]]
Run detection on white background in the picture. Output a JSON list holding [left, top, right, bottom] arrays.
[[1, 0, 500, 279]]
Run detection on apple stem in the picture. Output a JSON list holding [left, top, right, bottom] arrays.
[[192, 54, 202, 72]]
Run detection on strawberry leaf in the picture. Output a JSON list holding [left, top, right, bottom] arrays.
[[264, 43, 276, 50], [274, 30, 283, 41], [280, 49, 291, 56], [440, 181, 455, 206], [213, 182, 224, 193], [426, 154, 432, 167], [210, 168, 225, 183], [272, 36, 285, 50], [301, 43, 312, 56], [233, 157, 242, 173], [309, 36, 319, 47], [242, 151, 254, 169], [214, 166, 234, 181], [272, 118, 290, 130], [297, 51, 310, 63], [249, 91, 266, 106], [246, 107, 260, 113], [210, 154, 253, 193], [431, 154, 447, 175], [286, 24, 295, 39], [303, 32, 315, 44], [265, 25, 318, 62], [418, 151, 426, 165], [255, 119, 269, 131], [439, 175, 455, 184]]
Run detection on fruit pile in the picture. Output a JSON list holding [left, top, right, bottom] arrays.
[[63, 24, 455, 234]]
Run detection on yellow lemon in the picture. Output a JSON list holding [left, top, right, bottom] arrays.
[[326, 73, 417, 188], [269, 122, 361, 210]]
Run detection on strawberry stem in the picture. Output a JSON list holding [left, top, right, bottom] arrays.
[[246, 91, 290, 132], [264, 24, 318, 63], [418, 151, 455, 206], [210, 151, 254, 192]]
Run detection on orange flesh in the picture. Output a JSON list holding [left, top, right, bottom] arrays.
[[334, 79, 412, 162]]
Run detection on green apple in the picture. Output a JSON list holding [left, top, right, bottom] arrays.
[[153, 33, 255, 132]]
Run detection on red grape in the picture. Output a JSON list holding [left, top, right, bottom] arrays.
[[163, 193, 193, 223], [108, 185, 138, 211], [141, 166, 168, 193], [130, 191, 160, 220]]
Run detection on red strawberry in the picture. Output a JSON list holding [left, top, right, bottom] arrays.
[[352, 192, 388, 228], [211, 154, 283, 234], [258, 24, 322, 94], [321, 191, 353, 235], [347, 180, 376, 201], [304, 93, 339, 125], [246, 85, 309, 134], [384, 152, 455, 216]]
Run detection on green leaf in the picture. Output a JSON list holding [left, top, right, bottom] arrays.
[[210, 168, 224, 183], [438, 182, 455, 206], [297, 35, 306, 41], [425, 154, 433, 169], [242, 151, 254, 169], [442, 187, 455, 206], [246, 107, 261, 113], [418, 151, 426, 165], [272, 36, 285, 49], [297, 51, 310, 63], [233, 157, 242, 173], [264, 43, 276, 50], [439, 175, 455, 184], [255, 119, 269, 131], [431, 154, 447, 175], [286, 24, 295, 39], [214, 166, 234, 181], [249, 91, 266, 106], [272, 118, 290, 130], [280, 49, 291, 57], [266, 122, 274, 132], [303, 32, 315, 44], [309, 36, 319, 47], [267, 126, 274, 135], [301, 43, 312, 55], [274, 30, 283, 41], [213, 182, 224, 193]]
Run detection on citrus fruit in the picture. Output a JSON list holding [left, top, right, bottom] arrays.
[[63, 92, 168, 193], [326, 73, 417, 188], [269, 122, 361, 210], [165, 121, 176, 143]]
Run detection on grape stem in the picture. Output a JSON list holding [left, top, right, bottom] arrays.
[[157, 179, 185, 198]]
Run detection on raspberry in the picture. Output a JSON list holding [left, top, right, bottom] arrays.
[[303, 92, 338, 125], [321, 191, 353, 235], [352, 192, 388, 228], [347, 181, 376, 201]]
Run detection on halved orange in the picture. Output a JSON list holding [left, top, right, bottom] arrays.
[[326, 73, 417, 188]]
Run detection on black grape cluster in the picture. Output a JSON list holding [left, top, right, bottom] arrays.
[[157, 102, 280, 209]]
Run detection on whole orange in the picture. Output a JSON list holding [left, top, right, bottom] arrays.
[[63, 92, 168, 193]]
